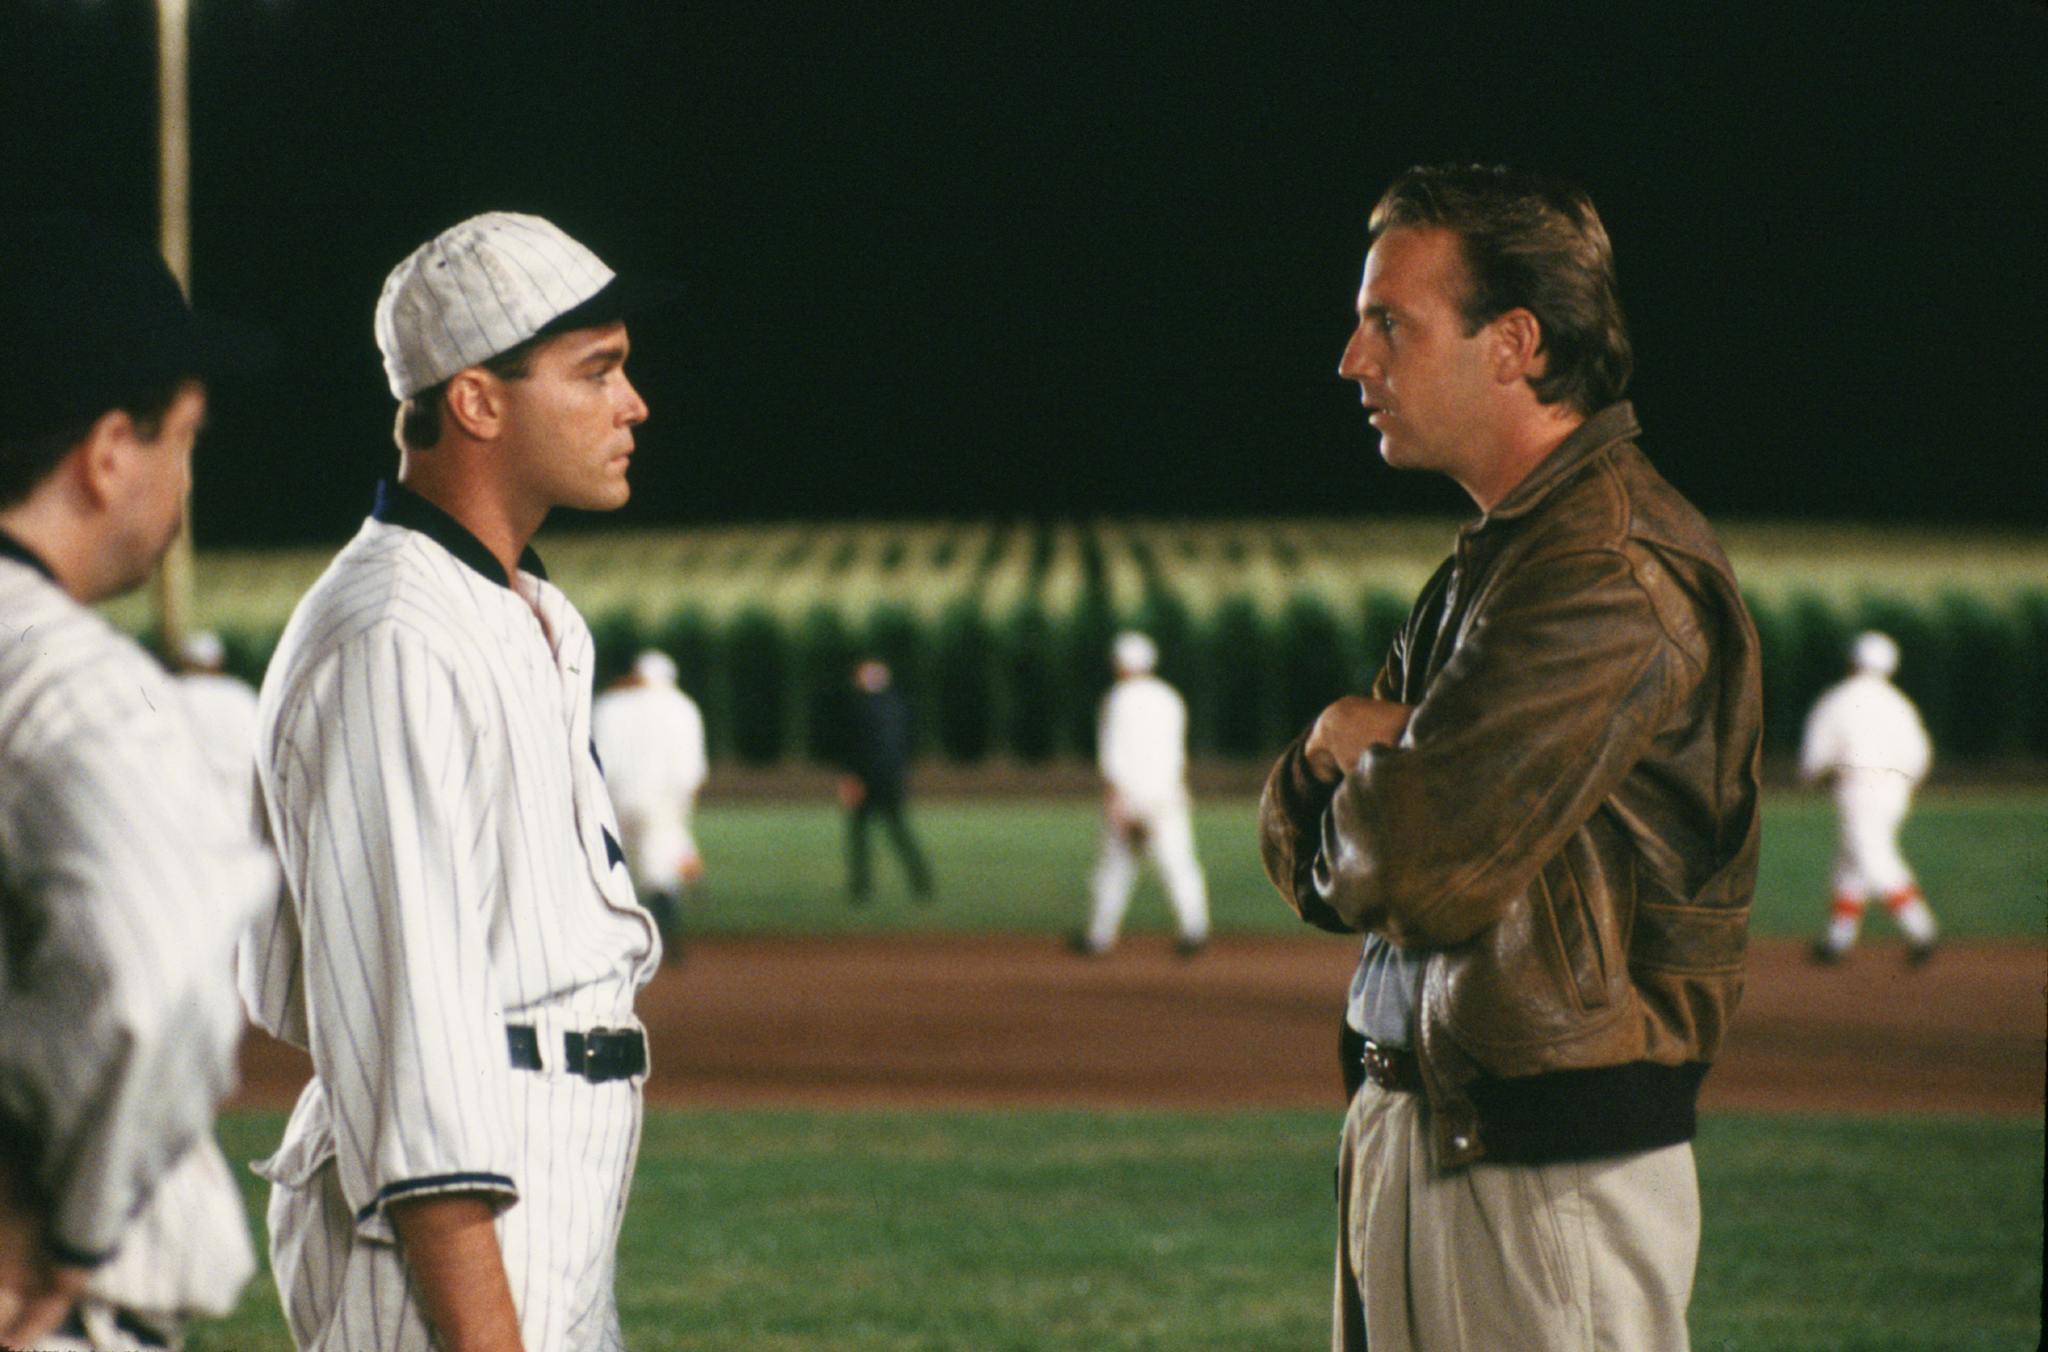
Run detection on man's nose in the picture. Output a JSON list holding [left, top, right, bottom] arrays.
[[1339, 327, 1375, 380], [618, 374, 649, 425]]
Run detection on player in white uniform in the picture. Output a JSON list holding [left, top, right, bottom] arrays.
[[1070, 631, 1210, 957], [1800, 630, 1938, 964], [0, 214, 269, 1350], [238, 213, 674, 1352], [592, 649, 708, 952], [173, 631, 277, 861]]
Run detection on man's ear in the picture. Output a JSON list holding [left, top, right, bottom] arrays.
[[73, 407, 140, 510], [443, 369, 506, 442], [1489, 308, 1548, 385]]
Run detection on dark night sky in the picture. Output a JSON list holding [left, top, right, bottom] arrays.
[[4, 0, 2045, 546]]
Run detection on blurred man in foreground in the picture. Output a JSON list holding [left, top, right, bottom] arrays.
[[1259, 165, 1762, 1351], [0, 214, 269, 1349], [1801, 630, 1937, 964]]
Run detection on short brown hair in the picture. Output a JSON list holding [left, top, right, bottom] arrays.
[[392, 334, 546, 453], [0, 374, 190, 508], [1370, 164, 1632, 416]]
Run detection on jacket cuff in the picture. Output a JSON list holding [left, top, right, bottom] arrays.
[[1259, 737, 1351, 933]]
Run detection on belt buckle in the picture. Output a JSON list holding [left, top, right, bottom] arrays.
[[1360, 1039, 1410, 1092], [566, 1027, 646, 1083]]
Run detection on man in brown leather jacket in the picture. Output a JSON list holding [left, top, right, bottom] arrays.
[[1259, 165, 1762, 1352]]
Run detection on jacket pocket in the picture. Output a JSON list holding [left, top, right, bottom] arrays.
[[1535, 841, 1615, 1015]]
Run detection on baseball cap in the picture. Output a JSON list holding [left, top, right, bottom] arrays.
[[1113, 631, 1158, 675], [178, 629, 227, 669], [634, 649, 678, 686], [0, 211, 264, 441], [1851, 631, 1900, 677], [375, 212, 679, 400]]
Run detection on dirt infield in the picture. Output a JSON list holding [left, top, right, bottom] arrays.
[[233, 936, 2044, 1118]]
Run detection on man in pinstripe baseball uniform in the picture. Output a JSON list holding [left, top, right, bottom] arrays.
[[1, 214, 271, 1348], [239, 213, 675, 1352]]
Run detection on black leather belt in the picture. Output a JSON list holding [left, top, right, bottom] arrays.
[[507, 1024, 646, 1082], [1360, 1038, 1424, 1094]]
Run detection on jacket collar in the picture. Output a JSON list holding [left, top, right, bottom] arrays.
[[1469, 401, 1641, 533], [372, 479, 547, 588]]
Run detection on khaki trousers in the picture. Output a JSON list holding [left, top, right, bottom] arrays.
[[1334, 1082, 1699, 1352]]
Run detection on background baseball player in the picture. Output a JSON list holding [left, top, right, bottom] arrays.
[[593, 648, 708, 954], [1, 213, 269, 1350], [1069, 631, 1209, 957], [170, 631, 259, 807], [238, 212, 674, 1352], [1801, 630, 1938, 964], [171, 630, 280, 885], [835, 657, 936, 903]]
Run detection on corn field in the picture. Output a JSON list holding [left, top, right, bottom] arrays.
[[103, 518, 2048, 765]]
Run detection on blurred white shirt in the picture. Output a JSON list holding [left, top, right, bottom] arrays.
[[594, 679, 707, 809], [179, 668, 263, 835], [1799, 671, 1931, 788], [594, 676, 708, 892], [1098, 673, 1188, 814]]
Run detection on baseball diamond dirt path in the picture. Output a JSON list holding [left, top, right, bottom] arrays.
[[233, 937, 2045, 1119]]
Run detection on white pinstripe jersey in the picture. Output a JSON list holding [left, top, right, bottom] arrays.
[[241, 484, 658, 1255], [0, 542, 265, 1316]]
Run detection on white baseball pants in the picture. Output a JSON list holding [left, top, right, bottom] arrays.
[[1085, 803, 1209, 950]]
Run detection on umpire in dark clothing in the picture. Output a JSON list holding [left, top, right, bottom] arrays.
[[836, 658, 935, 901]]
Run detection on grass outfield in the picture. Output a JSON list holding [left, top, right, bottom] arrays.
[[180, 794, 2043, 1350], [681, 789, 2048, 941], [193, 1108, 2041, 1351]]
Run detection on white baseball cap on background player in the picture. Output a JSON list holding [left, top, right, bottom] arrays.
[[178, 629, 228, 669], [1851, 630, 1900, 677], [1113, 631, 1158, 676], [634, 649, 678, 687], [375, 211, 677, 400]]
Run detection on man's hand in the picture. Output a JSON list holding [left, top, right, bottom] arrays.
[[1304, 697, 1414, 783], [837, 776, 866, 809], [389, 1193, 523, 1352], [0, 1163, 88, 1350]]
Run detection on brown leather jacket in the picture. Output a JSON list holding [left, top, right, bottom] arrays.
[[1260, 403, 1762, 1168]]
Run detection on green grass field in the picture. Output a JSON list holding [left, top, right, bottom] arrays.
[[192, 1109, 2042, 1352], [182, 790, 2044, 1351], [678, 789, 2048, 942]]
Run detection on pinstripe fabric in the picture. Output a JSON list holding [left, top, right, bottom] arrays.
[[0, 552, 266, 1321], [242, 493, 657, 1351]]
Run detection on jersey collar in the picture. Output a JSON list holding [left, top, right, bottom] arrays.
[[371, 480, 548, 588], [0, 528, 58, 583]]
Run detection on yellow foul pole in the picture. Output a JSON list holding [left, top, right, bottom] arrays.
[[155, 0, 194, 659]]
